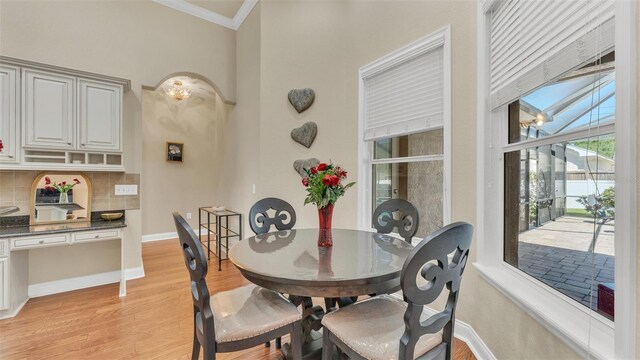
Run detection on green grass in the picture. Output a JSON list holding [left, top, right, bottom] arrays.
[[572, 138, 615, 159], [565, 208, 593, 218]]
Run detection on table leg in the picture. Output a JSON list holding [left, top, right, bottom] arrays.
[[207, 212, 211, 260], [217, 216, 222, 271]]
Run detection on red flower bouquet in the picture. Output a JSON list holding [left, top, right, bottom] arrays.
[[301, 162, 355, 246], [45, 176, 81, 193]]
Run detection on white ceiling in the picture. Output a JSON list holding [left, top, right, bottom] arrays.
[[184, 0, 244, 19], [152, 0, 258, 30]]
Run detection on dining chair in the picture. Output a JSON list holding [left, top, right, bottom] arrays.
[[172, 212, 302, 360], [373, 199, 420, 243], [249, 197, 297, 349], [249, 197, 297, 234], [321, 221, 473, 360]]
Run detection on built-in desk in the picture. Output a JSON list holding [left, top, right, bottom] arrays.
[[0, 220, 127, 319]]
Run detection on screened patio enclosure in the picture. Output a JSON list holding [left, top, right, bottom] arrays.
[[504, 58, 616, 319]]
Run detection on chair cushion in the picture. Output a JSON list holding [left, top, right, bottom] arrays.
[[321, 295, 442, 360], [208, 284, 301, 343]]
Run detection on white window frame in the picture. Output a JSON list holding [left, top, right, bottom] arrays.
[[357, 26, 452, 239], [475, 1, 637, 359]]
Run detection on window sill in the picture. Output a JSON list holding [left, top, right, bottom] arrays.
[[473, 262, 614, 359]]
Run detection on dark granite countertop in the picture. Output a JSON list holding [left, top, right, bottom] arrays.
[[0, 220, 127, 239]]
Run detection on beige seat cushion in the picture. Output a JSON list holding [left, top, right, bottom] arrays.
[[322, 295, 442, 360], [206, 284, 301, 343]]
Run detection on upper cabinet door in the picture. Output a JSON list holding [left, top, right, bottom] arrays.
[[0, 66, 19, 163], [78, 79, 122, 152], [23, 69, 75, 149]]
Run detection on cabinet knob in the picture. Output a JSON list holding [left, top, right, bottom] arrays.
[[7, 155, 13, 159], [67, 142, 72, 145], [38, 240, 44, 244], [94, 235, 99, 238]]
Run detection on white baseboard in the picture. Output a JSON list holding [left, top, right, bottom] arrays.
[[28, 266, 145, 298], [142, 231, 178, 242], [142, 228, 208, 243], [0, 297, 29, 320], [454, 318, 497, 360], [390, 292, 495, 360]]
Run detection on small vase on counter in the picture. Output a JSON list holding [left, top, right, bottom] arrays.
[[58, 192, 69, 204]]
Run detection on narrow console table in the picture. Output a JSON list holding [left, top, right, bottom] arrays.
[[198, 207, 242, 271]]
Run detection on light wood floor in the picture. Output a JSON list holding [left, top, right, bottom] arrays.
[[0, 240, 476, 360]]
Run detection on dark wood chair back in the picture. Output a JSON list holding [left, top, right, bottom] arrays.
[[399, 221, 473, 360], [173, 212, 215, 352], [249, 197, 297, 234], [373, 199, 420, 243]]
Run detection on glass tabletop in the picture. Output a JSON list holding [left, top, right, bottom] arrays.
[[229, 229, 414, 297]]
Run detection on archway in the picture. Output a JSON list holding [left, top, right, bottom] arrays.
[[141, 72, 229, 238], [144, 71, 235, 105]]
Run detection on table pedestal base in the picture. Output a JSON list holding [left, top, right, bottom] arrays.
[[281, 330, 324, 360], [280, 296, 358, 360]]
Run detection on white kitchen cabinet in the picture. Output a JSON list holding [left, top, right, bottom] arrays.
[[78, 79, 122, 152], [1, 57, 129, 171], [22, 69, 75, 150], [0, 65, 19, 163], [0, 258, 8, 311]]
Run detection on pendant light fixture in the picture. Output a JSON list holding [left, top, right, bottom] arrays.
[[163, 80, 191, 101]]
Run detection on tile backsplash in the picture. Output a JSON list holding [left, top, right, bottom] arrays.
[[0, 170, 140, 216]]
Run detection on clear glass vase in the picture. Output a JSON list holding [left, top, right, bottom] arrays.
[[58, 192, 69, 204]]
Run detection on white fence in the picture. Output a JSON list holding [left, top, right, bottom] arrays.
[[565, 180, 615, 209]]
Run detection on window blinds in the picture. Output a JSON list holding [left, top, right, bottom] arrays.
[[362, 44, 444, 141], [489, 0, 615, 110]]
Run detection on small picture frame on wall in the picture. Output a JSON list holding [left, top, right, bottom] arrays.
[[166, 142, 184, 162]]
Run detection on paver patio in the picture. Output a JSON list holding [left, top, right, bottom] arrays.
[[517, 216, 615, 312]]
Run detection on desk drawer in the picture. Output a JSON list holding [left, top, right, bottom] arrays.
[[73, 230, 120, 243], [11, 234, 69, 250], [0, 240, 7, 257]]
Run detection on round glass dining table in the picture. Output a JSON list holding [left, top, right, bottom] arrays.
[[228, 228, 414, 298]]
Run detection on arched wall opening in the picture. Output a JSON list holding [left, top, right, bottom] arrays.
[[141, 73, 232, 236]]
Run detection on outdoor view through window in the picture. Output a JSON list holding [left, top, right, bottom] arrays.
[[372, 128, 444, 238], [504, 55, 615, 321]]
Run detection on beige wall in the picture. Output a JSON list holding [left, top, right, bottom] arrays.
[[0, 0, 236, 280], [213, 3, 262, 235], [636, 4, 640, 359], [227, 1, 581, 358], [141, 88, 222, 234]]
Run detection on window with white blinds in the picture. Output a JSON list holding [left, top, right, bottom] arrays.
[[361, 32, 446, 141], [489, 0, 615, 110]]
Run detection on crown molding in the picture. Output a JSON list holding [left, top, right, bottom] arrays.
[[152, 0, 258, 31], [232, 0, 258, 29]]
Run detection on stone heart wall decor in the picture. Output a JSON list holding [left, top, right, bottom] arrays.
[[288, 88, 315, 113], [291, 122, 317, 148], [293, 158, 320, 177]]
